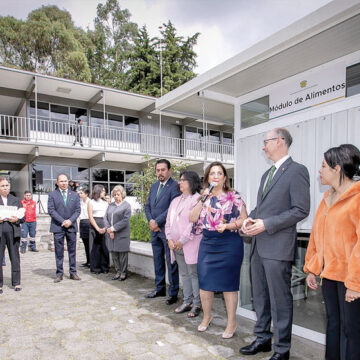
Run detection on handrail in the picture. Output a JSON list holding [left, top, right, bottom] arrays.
[[0, 114, 234, 162]]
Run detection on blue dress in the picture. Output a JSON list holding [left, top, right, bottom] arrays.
[[194, 191, 245, 292]]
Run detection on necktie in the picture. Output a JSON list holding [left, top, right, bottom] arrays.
[[62, 190, 67, 205], [156, 183, 164, 200], [262, 165, 276, 197]]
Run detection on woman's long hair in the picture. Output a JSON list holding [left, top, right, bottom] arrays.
[[91, 184, 105, 201]]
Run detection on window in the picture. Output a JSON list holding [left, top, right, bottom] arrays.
[[92, 168, 108, 181], [346, 62, 360, 97], [90, 111, 105, 139], [207, 130, 220, 143], [222, 132, 233, 145], [110, 170, 124, 182], [240, 96, 269, 129], [125, 116, 139, 131]]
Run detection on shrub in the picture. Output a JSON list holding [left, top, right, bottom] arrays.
[[130, 212, 151, 242]]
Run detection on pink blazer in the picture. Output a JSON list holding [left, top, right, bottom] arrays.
[[165, 192, 202, 265]]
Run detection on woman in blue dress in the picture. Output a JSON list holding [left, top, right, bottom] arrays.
[[190, 161, 247, 339]]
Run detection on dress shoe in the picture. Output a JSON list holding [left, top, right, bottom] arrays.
[[0, 288, 3, 294], [119, 274, 127, 281], [240, 339, 272, 355], [14, 286, 22, 292], [30, 249, 39, 252], [166, 295, 178, 305], [54, 276, 63, 283], [269, 351, 290, 360], [70, 274, 81, 280], [80, 263, 89, 268], [145, 289, 166, 298]]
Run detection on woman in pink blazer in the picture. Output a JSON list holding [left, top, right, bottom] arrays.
[[165, 171, 202, 317]]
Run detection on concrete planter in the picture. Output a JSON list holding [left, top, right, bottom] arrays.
[[128, 240, 156, 280]]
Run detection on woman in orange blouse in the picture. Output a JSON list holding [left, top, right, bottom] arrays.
[[304, 144, 360, 360]]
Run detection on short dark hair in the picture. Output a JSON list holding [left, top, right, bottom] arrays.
[[179, 171, 201, 195], [91, 184, 105, 201], [155, 159, 171, 170], [324, 144, 360, 185], [203, 161, 231, 192], [24, 190, 31, 195], [78, 187, 90, 196], [274, 128, 292, 148]]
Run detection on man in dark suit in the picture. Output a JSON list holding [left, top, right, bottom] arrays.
[[145, 159, 181, 305], [48, 174, 81, 283], [240, 128, 310, 360], [0, 176, 25, 293]]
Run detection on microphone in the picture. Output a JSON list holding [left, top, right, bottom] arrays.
[[201, 182, 217, 203]]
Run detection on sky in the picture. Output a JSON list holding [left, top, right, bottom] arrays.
[[1, 0, 333, 74]]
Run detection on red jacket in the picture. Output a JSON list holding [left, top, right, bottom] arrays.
[[21, 199, 37, 222]]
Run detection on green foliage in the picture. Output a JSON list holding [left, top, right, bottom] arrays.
[[130, 155, 189, 212], [130, 212, 151, 242], [0, 1, 199, 95]]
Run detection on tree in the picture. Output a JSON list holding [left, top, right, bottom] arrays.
[[87, 0, 138, 88], [126, 21, 200, 97]]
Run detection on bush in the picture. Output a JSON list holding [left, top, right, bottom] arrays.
[[130, 212, 151, 242]]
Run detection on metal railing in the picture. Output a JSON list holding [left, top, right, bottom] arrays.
[[0, 114, 234, 163]]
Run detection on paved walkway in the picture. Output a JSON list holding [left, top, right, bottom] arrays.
[[0, 250, 325, 360]]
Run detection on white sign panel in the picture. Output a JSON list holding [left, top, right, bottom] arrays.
[[269, 63, 346, 119]]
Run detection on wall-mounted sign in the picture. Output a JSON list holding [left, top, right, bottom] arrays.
[[269, 63, 346, 119]]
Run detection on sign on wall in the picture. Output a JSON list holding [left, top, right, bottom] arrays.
[[269, 63, 346, 119]]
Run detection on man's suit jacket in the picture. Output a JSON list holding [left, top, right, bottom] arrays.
[[145, 177, 181, 239], [48, 188, 81, 233], [0, 194, 25, 239], [249, 157, 310, 261]]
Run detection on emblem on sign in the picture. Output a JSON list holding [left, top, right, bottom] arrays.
[[300, 80, 307, 88]]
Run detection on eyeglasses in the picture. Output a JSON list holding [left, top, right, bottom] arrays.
[[178, 179, 187, 183], [263, 137, 284, 146]]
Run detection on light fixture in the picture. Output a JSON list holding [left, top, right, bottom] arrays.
[[56, 87, 72, 94]]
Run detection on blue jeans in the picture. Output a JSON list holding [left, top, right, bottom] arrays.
[[21, 222, 37, 252]]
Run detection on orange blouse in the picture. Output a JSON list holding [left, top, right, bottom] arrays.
[[304, 181, 360, 292]]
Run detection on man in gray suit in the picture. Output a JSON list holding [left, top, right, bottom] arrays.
[[240, 128, 310, 360]]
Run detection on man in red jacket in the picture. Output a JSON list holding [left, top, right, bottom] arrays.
[[20, 191, 38, 253]]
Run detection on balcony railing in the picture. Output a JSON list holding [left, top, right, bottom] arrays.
[[0, 114, 234, 163]]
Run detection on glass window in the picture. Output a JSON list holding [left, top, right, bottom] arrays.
[[50, 104, 69, 122], [92, 168, 108, 181], [125, 116, 139, 131], [125, 171, 136, 182], [185, 127, 200, 140], [90, 111, 105, 139], [32, 164, 51, 179], [346, 62, 360, 97], [53, 166, 70, 180], [70, 108, 87, 124], [208, 130, 220, 143], [222, 132, 233, 145], [241, 96, 269, 129], [110, 170, 124, 182], [29, 101, 50, 119], [108, 113, 123, 128], [71, 167, 89, 181]]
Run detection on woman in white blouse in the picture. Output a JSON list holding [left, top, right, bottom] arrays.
[[88, 185, 109, 274]]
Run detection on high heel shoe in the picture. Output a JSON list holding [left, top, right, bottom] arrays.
[[197, 317, 213, 332], [222, 327, 237, 339]]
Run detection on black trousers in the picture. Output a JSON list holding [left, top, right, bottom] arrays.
[[90, 218, 109, 273], [0, 228, 21, 287], [322, 278, 360, 360], [80, 219, 90, 264]]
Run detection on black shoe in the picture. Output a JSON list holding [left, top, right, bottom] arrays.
[[30, 249, 39, 252], [166, 295, 178, 305], [0, 288, 3, 294], [240, 339, 272, 355], [269, 352, 289, 360], [102, 271, 109, 274], [14, 286, 22, 292], [80, 263, 89, 268], [119, 274, 127, 281], [145, 289, 166, 298], [54, 276, 63, 283]]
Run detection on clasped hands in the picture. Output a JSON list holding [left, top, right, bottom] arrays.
[[61, 219, 72, 228], [0, 216, 18, 223], [149, 219, 161, 232], [307, 273, 360, 303], [107, 227, 114, 239], [241, 217, 265, 236], [168, 239, 182, 251]]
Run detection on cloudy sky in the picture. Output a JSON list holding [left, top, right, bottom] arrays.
[[1, 0, 332, 74]]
